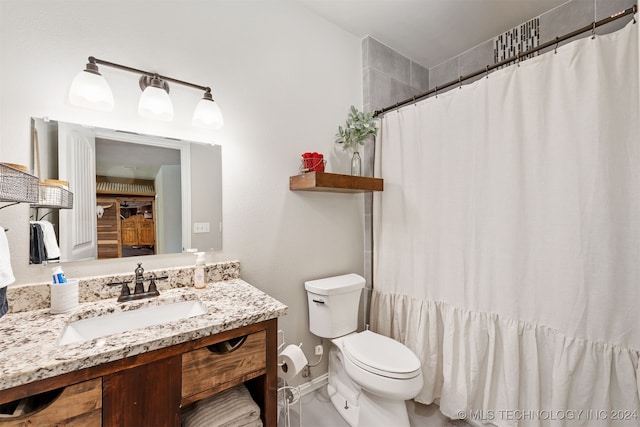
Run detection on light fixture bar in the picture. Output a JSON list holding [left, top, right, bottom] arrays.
[[71, 56, 223, 128], [88, 56, 211, 93]]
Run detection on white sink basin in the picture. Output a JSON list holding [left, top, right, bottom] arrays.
[[58, 300, 207, 346]]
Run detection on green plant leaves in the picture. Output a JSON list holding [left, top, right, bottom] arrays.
[[334, 105, 378, 151]]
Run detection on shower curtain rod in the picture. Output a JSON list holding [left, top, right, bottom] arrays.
[[373, 5, 637, 117]]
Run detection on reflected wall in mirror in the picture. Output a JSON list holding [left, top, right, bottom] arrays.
[[30, 118, 222, 264]]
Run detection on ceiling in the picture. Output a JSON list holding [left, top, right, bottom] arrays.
[[95, 138, 180, 180], [298, 0, 569, 68]]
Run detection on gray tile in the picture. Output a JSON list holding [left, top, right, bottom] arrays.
[[429, 57, 458, 90], [463, 72, 486, 87], [459, 40, 494, 78], [410, 61, 430, 91], [362, 103, 380, 114], [279, 388, 349, 427], [362, 141, 375, 177], [362, 36, 370, 69], [364, 214, 372, 252], [597, 0, 635, 18], [363, 103, 384, 116], [364, 191, 373, 216], [596, 0, 635, 35], [363, 249, 372, 284], [363, 67, 371, 106], [282, 386, 469, 427], [367, 37, 411, 84], [407, 400, 470, 426], [368, 67, 391, 108], [390, 78, 417, 105], [539, 0, 595, 51]]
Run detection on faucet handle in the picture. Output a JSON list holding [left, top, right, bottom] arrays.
[[106, 280, 131, 287], [120, 282, 131, 298], [147, 274, 160, 297]]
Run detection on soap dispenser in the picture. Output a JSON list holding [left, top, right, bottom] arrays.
[[194, 252, 206, 289]]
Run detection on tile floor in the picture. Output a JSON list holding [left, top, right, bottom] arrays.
[[278, 386, 469, 427]]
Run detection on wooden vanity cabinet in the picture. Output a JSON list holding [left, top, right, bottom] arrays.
[[0, 319, 278, 427], [0, 378, 102, 426]]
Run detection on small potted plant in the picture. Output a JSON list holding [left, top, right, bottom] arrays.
[[335, 106, 378, 176]]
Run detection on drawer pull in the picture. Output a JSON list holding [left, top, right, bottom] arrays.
[[206, 335, 248, 354]]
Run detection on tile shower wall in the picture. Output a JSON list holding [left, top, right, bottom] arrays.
[[361, 38, 429, 323], [362, 37, 430, 115], [430, 0, 635, 92]]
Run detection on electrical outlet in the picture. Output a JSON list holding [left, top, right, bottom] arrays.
[[193, 222, 210, 233], [315, 345, 323, 356]]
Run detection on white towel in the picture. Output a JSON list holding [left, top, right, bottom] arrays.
[[31, 220, 60, 259], [0, 227, 15, 288], [182, 383, 262, 427]]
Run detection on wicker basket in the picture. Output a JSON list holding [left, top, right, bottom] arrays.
[[33, 182, 74, 209], [0, 163, 39, 203]]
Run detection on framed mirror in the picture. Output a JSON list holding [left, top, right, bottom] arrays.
[[30, 118, 222, 264]]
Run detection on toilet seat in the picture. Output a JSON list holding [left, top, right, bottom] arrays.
[[342, 331, 421, 379]]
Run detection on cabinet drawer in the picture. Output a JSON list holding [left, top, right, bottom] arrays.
[[182, 330, 266, 400], [0, 378, 102, 427]]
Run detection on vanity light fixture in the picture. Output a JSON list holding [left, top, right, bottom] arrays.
[[68, 61, 114, 112], [68, 56, 224, 129]]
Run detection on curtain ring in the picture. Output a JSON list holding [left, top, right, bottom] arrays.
[[516, 53, 520, 67], [434, 86, 438, 98], [458, 76, 462, 89], [485, 65, 489, 79], [412, 96, 416, 106], [591, 22, 596, 39], [633, 5, 637, 24], [554, 37, 559, 54]]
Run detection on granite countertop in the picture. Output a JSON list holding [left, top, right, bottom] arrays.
[[0, 279, 287, 392]]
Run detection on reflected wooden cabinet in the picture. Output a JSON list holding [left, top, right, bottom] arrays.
[[121, 215, 155, 246]]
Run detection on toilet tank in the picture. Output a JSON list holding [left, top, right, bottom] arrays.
[[305, 273, 365, 338]]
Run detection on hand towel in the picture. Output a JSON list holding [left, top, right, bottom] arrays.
[[182, 383, 262, 427], [0, 227, 15, 288], [29, 223, 46, 265], [31, 220, 60, 259]]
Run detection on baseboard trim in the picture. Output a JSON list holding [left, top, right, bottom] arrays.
[[298, 373, 329, 397]]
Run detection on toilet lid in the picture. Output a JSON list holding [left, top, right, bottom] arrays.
[[343, 331, 421, 379]]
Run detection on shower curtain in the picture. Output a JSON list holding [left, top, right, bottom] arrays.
[[371, 19, 639, 427]]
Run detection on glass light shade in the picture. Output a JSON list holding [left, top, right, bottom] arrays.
[[68, 70, 114, 112], [192, 98, 224, 129], [138, 86, 174, 121]]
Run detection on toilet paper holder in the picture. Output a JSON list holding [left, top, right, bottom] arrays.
[[279, 343, 304, 370]]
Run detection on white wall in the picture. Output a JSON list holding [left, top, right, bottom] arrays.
[[155, 164, 182, 254], [0, 0, 363, 382]]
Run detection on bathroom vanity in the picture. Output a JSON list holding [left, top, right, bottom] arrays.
[[0, 272, 287, 426]]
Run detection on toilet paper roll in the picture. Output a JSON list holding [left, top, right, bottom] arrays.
[[278, 344, 308, 383]]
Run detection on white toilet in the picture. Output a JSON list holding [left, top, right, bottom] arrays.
[[305, 274, 423, 427]]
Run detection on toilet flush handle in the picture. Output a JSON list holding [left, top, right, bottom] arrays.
[[312, 298, 325, 304]]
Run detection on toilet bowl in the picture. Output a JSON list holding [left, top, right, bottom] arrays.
[[329, 331, 423, 427], [305, 274, 424, 427], [341, 330, 423, 400]]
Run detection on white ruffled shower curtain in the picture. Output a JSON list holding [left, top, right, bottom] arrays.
[[371, 19, 639, 427]]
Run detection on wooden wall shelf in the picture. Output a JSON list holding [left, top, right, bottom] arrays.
[[290, 172, 383, 193]]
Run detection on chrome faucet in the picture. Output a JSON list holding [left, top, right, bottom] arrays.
[[106, 263, 166, 303]]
